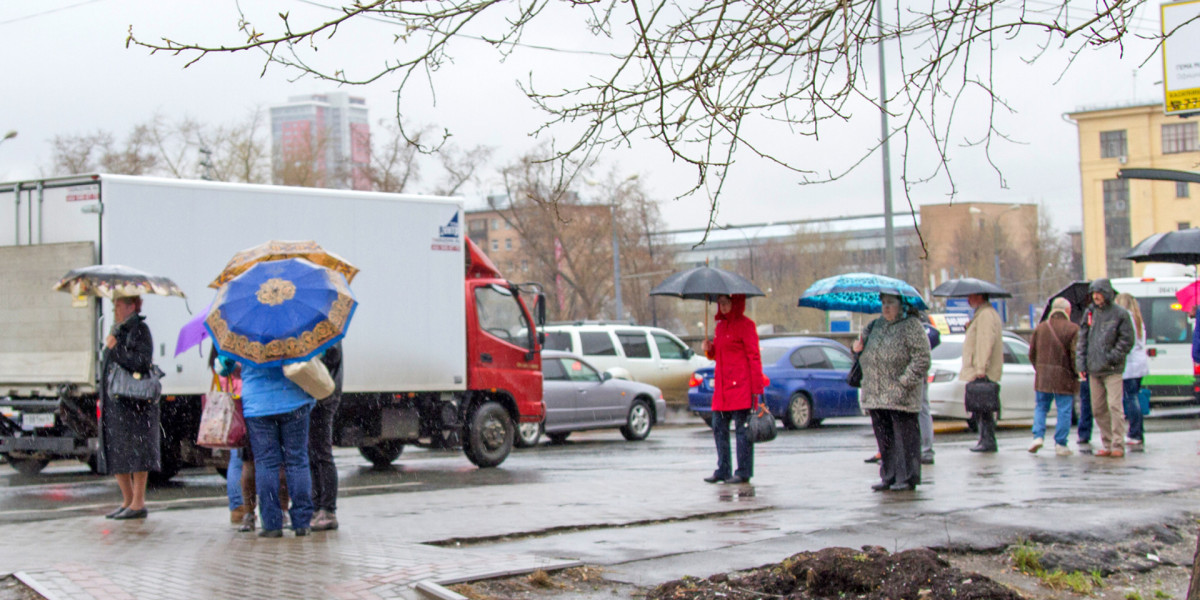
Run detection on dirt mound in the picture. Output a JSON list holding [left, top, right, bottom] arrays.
[[648, 546, 1024, 600]]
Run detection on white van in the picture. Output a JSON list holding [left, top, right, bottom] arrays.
[[1110, 273, 1197, 404], [540, 322, 712, 403]]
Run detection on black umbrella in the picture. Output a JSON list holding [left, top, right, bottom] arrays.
[[1123, 228, 1200, 265], [931, 277, 1012, 298], [649, 266, 765, 300], [1038, 281, 1090, 325]]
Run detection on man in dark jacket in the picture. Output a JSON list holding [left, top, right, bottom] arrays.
[[309, 342, 343, 531], [1075, 279, 1134, 458], [1028, 298, 1079, 456]]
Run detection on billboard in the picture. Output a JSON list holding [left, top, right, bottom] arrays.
[[1162, 0, 1200, 116]]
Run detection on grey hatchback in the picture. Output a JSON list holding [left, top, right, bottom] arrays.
[[517, 350, 668, 447]]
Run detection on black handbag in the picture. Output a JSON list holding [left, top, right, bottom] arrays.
[[750, 402, 777, 443], [107, 363, 164, 402], [846, 320, 876, 388], [964, 379, 1000, 414]]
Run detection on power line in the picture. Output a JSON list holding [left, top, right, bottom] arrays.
[[0, 0, 106, 26]]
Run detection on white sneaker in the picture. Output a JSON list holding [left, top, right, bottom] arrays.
[[1055, 444, 1072, 456], [1028, 437, 1044, 453]]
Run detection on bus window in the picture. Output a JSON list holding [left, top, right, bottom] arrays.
[[1137, 297, 1193, 344]]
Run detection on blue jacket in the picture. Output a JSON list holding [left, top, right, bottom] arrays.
[[238, 362, 315, 418]]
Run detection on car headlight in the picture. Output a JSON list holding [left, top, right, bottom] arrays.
[[928, 369, 956, 383]]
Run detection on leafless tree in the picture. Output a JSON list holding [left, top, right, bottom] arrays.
[[368, 119, 424, 193], [128, 0, 1163, 238], [49, 128, 158, 176]]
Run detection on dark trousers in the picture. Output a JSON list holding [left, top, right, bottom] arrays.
[[1122, 377, 1144, 442], [712, 409, 753, 480], [1077, 379, 1093, 443], [869, 409, 921, 486], [308, 398, 340, 513], [972, 409, 998, 450]]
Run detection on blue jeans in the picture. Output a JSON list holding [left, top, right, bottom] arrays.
[[1033, 392, 1072, 447], [1077, 379, 1092, 443], [1123, 377, 1144, 442], [226, 449, 244, 511], [246, 405, 314, 531], [712, 409, 753, 480]]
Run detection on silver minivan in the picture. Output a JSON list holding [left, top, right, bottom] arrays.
[[539, 323, 712, 402]]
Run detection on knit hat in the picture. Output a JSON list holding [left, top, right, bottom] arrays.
[[1049, 297, 1071, 319]]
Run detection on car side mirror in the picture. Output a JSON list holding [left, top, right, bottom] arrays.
[[685, 348, 695, 358], [602, 371, 613, 381]]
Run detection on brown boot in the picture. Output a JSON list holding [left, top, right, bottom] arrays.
[[230, 504, 251, 526]]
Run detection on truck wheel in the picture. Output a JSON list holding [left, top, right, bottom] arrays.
[[464, 401, 513, 468], [8, 457, 49, 476], [359, 440, 405, 467], [514, 422, 543, 448], [620, 400, 653, 441], [783, 393, 814, 430]]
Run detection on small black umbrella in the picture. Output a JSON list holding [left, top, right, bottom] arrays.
[[1038, 281, 1090, 325], [649, 266, 765, 300], [649, 265, 763, 338], [931, 277, 1013, 298], [1123, 228, 1200, 265]]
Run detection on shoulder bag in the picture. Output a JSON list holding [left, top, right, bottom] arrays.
[[846, 320, 877, 388], [749, 396, 777, 443], [107, 362, 164, 402], [283, 355, 336, 400], [197, 373, 248, 449]]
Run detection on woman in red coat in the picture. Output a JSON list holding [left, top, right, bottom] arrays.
[[701, 294, 764, 484]]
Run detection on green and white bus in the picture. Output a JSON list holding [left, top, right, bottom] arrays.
[[1111, 274, 1197, 405]]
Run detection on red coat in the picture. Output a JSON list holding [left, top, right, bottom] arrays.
[[705, 295, 764, 411]]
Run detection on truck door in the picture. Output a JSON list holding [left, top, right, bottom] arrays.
[[467, 282, 542, 418]]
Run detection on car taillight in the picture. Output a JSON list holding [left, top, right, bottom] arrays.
[[688, 373, 703, 388], [928, 369, 956, 383], [1195, 363, 1200, 376]]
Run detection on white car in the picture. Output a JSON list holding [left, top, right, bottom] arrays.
[[927, 333, 1037, 420], [540, 322, 711, 402]]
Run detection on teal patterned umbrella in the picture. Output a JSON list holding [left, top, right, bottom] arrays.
[[798, 273, 927, 314]]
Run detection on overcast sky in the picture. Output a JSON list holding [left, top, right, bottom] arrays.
[[0, 0, 1170, 236]]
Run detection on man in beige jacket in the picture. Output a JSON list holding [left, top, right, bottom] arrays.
[[960, 293, 1004, 452]]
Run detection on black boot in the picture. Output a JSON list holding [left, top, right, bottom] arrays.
[[970, 412, 997, 452]]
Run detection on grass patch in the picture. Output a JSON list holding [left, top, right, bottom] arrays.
[[1126, 592, 1144, 600], [1008, 541, 1103, 595]]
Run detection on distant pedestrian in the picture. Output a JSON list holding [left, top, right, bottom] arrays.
[[919, 317, 940, 465], [854, 294, 931, 492], [1114, 293, 1147, 449], [1028, 298, 1079, 456], [98, 295, 160, 521], [309, 343, 343, 531], [701, 294, 763, 485], [1076, 279, 1134, 459], [961, 293, 1003, 452], [209, 348, 249, 526]]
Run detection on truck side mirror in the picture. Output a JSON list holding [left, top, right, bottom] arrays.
[[535, 293, 546, 327]]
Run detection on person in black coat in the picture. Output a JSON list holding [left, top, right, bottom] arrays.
[[98, 295, 161, 520], [308, 343, 343, 531]]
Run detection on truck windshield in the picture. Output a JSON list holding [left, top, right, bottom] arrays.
[[475, 284, 533, 349]]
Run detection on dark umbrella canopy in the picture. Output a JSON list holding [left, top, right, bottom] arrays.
[[1038, 281, 1090, 325], [931, 277, 1012, 298], [649, 266, 764, 300], [1123, 228, 1200, 265]]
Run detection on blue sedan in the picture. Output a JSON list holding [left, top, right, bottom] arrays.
[[687, 337, 861, 429]]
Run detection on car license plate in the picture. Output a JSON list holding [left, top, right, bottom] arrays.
[[21, 413, 55, 430]]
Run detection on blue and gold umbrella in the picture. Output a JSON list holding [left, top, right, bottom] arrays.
[[205, 258, 357, 367], [798, 272, 927, 314]]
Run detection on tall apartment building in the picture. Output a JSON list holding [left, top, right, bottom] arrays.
[[1067, 103, 1200, 278], [270, 92, 371, 190]]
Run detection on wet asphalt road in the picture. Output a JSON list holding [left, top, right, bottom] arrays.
[[2, 410, 1198, 524]]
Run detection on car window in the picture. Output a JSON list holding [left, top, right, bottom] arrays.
[[616, 330, 652, 359], [542, 357, 568, 381], [791, 346, 831, 369], [652, 333, 690, 360], [821, 346, 855, 370], [930, 341, 963, 361], [543, 331, 573, 352], [1003, 340, 1032, 365], [562, 358, 602, 382], [760, 346, 789, 365], [580, 331, 617, 356]]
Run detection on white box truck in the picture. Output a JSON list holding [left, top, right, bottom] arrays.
[[0, 174, 545, 479]]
